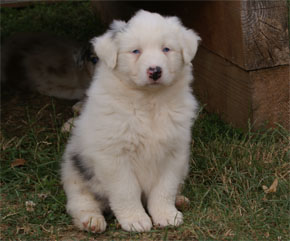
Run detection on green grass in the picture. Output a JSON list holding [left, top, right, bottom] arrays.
[[1, 2, 290, 240], [0, 1, 105, 42]]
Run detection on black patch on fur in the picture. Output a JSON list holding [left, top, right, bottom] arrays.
[[71, 154, 94, 181], [93, 192, 109, 208], [78, 42, 98, 65], [93, 192, 111, 214]]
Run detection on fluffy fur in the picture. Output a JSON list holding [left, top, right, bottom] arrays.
[[1, 32, 98, 100], [61, 10, 200, 233]]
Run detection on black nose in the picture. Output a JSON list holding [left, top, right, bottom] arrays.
[[148, 66, 162, 81]]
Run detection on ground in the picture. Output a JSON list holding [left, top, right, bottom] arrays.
[[1, 2, 289, 240]]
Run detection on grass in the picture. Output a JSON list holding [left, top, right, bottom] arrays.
[[1, 95, 289, 240], [1, 2, 290, 240], [0, 1, 105, 42]]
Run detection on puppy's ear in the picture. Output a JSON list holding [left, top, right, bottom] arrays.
[[90, 32, 117, 69], [180, 28, 201, 64]]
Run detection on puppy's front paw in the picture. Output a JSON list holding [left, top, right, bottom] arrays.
[[73, 212, 107, 233], [151, 207, 183, 227], [118, 212, 152, 232]]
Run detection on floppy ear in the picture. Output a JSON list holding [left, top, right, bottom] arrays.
[[180, 28, 201, 64], [90, 32, 117, 69]]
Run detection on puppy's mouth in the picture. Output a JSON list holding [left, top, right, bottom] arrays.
[[147, 80, 163, 87], [149, 80, 161, 84]]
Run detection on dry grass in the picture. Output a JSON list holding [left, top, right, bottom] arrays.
[[1, 91, 289, 240]]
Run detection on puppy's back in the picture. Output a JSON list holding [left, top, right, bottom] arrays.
[[2, 32, 96, 99]]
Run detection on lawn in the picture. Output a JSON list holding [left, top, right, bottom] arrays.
[[1, 2, 289, 240]]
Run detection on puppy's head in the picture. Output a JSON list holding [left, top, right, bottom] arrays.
[[75, 42, 99, 78], [91, 10, 200, 88]]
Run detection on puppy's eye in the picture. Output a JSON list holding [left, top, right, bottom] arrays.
[[90, 56, 99, 64], [132, 49, 141, 54], [162, 47, 170, 53]]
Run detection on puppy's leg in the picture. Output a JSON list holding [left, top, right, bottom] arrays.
[[105, 162, 152, 232], [148, 152, 188, 227], [62, 160, 107, 233]]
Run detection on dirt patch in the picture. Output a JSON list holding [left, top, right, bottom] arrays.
[[1, 86, 76, 138]]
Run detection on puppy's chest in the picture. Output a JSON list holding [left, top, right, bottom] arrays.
[[121, 105, 184, 156]]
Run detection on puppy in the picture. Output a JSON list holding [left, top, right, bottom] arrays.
[[1, 32, 98, 100], [61, 10, 200, 233]]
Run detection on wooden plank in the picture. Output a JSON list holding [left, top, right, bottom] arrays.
[[193, 46, 289, 130], [178, 1, 247, 71], [1, 1, 35, 8], [250, 66, 289, 129], [241, 0, 289, 70], [193, 46, 252, 129], [1, 0, 62, 8], [178, 0, 289, 70]]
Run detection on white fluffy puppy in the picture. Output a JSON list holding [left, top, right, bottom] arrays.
[[61, 10, 200, 233]]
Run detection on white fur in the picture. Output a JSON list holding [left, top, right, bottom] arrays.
[[61, 10, 200, 233]]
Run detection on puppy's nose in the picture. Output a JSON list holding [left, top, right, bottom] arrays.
[[147, 66, 162, 81]]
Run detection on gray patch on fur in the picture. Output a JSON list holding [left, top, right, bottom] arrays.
[[110, 20, 128, 39], [71, 154, 94, 181], [93, 192, 109, 209]]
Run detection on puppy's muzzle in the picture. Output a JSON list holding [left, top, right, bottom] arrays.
[[147, 66, 162, 81]]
